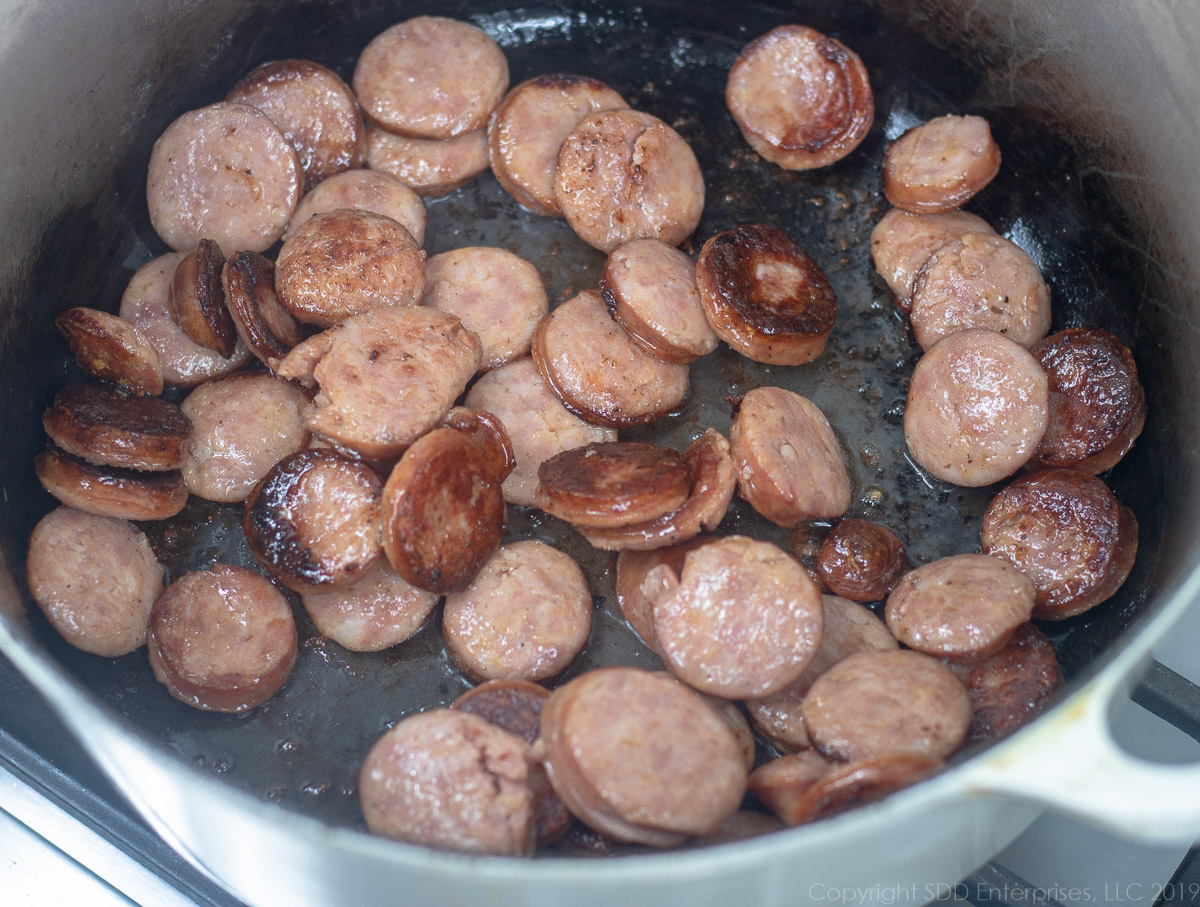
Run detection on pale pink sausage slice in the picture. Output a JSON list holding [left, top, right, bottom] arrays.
[[443, 541, 592, 682], [730, 386, 851, 527], [532, 289, 690, 428], [180, 371, 308, 503], [359, 709, 535, 856], [748, 751, 833, 825], [883, 115, 1001, 213], [885, 553, 1035, 661], [26, 506, 164, 657], [146, 102, 302, 253], [904, 328, 1049, 487], [147, 564, 297, 713], [869, 208, 995, 310], [651, 535, 824, 699], [366, 124, 490, 197], [910, 233, 1051, 350], [35, 447, 188, 521], [300, 558, 438, 652], [601, 239, 717, 363], [54, 307, 164, 395], [488, 74, 629, 217], [554, 109, 705, 253], [422, 247, 548, 369], [463, 358, 616, 507], [286, 169, 427, 246], [276, 305, 481, 460], [353, 16, 509, 139], [614, 537, 712, 647]]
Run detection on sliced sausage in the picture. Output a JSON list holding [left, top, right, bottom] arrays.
[[276, 208, 426, 328], [443, 541, 591, 682], [276, 305, 481, 460], [353, 16, 509, 139], [553, 109, 705, 253], [488, 73, 629, 217], [286, 169, 427, 246], [578, 428, 736, 551], [614, 536, 713, 647], [26, 506, 164, 657], [180, 371, 308, 503], [883, 115, 1001, 213], [650, 535, 823, 699], [147, 564, 297, 713], [885, 553, 1035, 661], [869, 208, 995, 311], [601, 239, 717, 363], [300, 558, 438, 652], [536, 442, 692, 529], [910, 233, 1051, 350], [245, 449, 383, 591], [534, 667, 747, 845], [359, 709, 534, 856], [365, 124, 490, 197], [222, 251, 303, 368], [747, 751, 833, 825], [463, 358, 616, 507], [168, 239, 238, 357], [422, 247, 548, 369], [439, 407, 516, 483], [762, 753, 942, 826], [532, 289, 690, 428], [43, 382, 190, 472], [981, 468, 1138, 620], [120, 253, 251, 387], [816, 518, 907, 602], [54, 307, 163, 395], [725, 25, 873, 171], [226, 59, 366, 192], [381, 427, 504, 593], [690, 811, 785, 846], [35, 446, 188, 521], [1030, 328, 1146, 474], [904, 328, 1049, 487], [696, 224, 838, 365], [802, 649, 971, 761], [146, 102, 301, 253], [700, 694, 758, 773], [730, 386, 851, 527]]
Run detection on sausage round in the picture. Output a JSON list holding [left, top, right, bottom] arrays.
[[286, 169, 427, 247], [26, 506, 163, 657], [614, 537, 712, 647], [439, 407, 516, 483], [146, 102, 302, 253], [300, 558, 438, 652], [147, 564, 297, 712], [869, 208, 995, 311], [725, 25, 873, 171], [443, 541, 591, 682], [981, 468, 1138, 620], [696, 224, 838, 365], [904, 328, 1049, 486], [43, 382, 190, 472], [168, 239, 238, 358], [883, 115, 1001, 213], [747, 751, 833, 825], [816, 518, 907, 602], [553, 109, 705, 253], [222, 250, 303, 368], [54, 307, 164, 395], [35, 446, 188, 521], [365, 124, 490, 197]]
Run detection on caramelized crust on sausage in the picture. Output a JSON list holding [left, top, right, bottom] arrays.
[[817, 519, 907, 602], [223, 251, 302, 368], [440, 407, 516, 483], [54, 307, 164, 395], [43, 382, 190, 472], [168, 239, 237, 357], [35, 446, 188, 521]]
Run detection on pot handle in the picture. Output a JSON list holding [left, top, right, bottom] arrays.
[[960, 657, 1200, 845]]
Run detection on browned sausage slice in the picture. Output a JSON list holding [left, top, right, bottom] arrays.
[[365, 124, 490, 197], [276, 305, 481, 460], [226, 59, 366, 192], [869, 208, 995, 311], [554, 109, 705, 253], [1030, 328, 1146, 474], [439, 407, 516, 483], [35, 446, 188, 521], [777, 753, 943, 825], [802, 649, 970, 761], [532, 289, 690, 428], [730, 386, 851, 527], [817, 518, 907, 602], [726, 25, 873, 171], [696, 224, 838, 365], [359, 709, 534, 856], [43, 383, 190, 472], [747, 751, 833, 825], [276, 208, 426, 328], [54, 307, 164, 395], [883, 115, 1001, 213], [904, 328, 1049, 486], [382, 427, 504, 593], [26, 506, 163, 657], [443, 541, 591, 681], [536, 442, 692, 529], [221, 251, 303, 369], [885, 553, 1035, 661], [353, 17, 509, 139], [245, 449, 383, 591], [488, 74, 629, 217], [300, 558, 437, 652], [146, 102, 302, 253], [601, 239, 717, 363], [614, 537, 713, 647], [981, 468, 1138, 619], [168, 239, 237, 357], [147, 564, 297, 712], [286, 169, 427, 246]]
